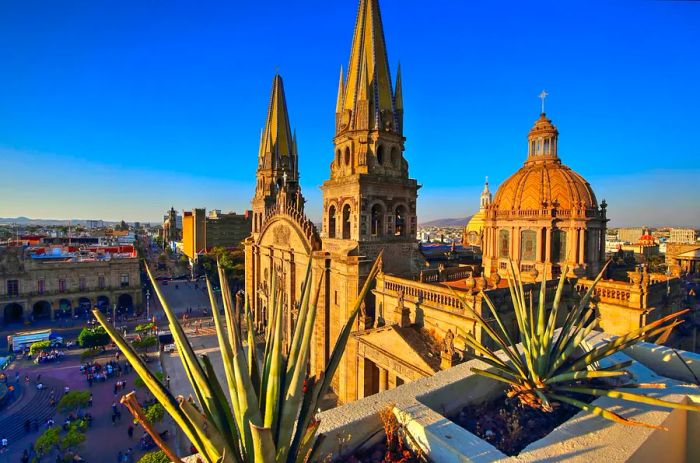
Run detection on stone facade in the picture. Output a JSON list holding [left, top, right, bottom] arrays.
[[0, 246, 142, 326]]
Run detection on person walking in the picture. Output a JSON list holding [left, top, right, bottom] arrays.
[[21, 449, 29, 463], [88, 394, 93, 407], [117, 451, 123, 463], [127, 425, 134, 439], [1, 437, 8, 451], [166, 375, 171, 389]]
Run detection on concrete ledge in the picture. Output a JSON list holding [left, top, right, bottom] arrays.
[[315, 332, 700, 462]]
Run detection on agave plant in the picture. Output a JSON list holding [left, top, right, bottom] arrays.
[[453, 260, 700, 428], [94, 250, 383, 463]]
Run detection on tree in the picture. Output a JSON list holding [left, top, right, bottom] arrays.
[[60, 427, 86, 452], [137, 451, 170, 463], [77, 326, 110, 348], [132, 335, 157, 352], [144, 403, 165, 424], [34, 428, 60, 457], [30, 340, 51, 356], [57, 391, 91, 414]]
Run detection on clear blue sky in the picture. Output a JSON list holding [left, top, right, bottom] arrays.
[[1, 0, 699, 227]]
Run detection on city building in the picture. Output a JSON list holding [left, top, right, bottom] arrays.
[[617, 227, 645, 244], [620, 228, 660, 259], [462, 177, 491, 248], [181, 208, 252, 260], [162, 206, 181, 242], [1, 244, 141, 327], [243, 0, 687, 405], [667, 242, 700, 274], [669, 227, 697, 244]]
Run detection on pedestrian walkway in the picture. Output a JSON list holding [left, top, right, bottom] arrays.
[[0, 377, 66, 442]]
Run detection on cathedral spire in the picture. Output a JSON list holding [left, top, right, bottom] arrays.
[[336, 66, 345, 114], [260, 74, 295, 173], [338, 0, 396, 134]]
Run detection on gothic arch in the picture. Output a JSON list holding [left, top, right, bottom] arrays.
[[328, 205, 337, 239], [342, 203, 352, 239], [376, 144, 385, 166]]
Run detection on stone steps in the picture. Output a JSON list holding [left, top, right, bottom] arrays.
[[0, 378, 66, 442]]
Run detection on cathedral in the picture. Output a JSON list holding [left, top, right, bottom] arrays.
[[244, 0, 685, 404]]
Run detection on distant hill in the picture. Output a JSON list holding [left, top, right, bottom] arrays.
[[0, 217, 119, 226], [419, 217, 471, 228]]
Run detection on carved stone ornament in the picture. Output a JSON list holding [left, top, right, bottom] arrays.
[[273, 224, 291, 246]]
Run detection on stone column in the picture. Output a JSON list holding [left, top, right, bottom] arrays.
[[579, 228, 586, 264], [378, 367, 388, 392]]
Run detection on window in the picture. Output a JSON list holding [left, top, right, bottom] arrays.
[[7, 279, 19, 297], [120, 274, 129, 288], [58, 279, 67, 293], [499, 230, 510, 258], [328, 206, 336, 238], [376, 145, 384, 165], [98, 276, 105, 289], [521, 230, 537, 261], [371, 204, 383, 236], [334, 290, 338, 305], [344, 147, 351, 166], [38, 279, 45, 295], [551, 230, 567, 263], [79, 277, 86, 291], [342, 204, 351, 239], [394, 206, 406, 236]]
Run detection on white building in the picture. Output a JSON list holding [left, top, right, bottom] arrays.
[[669, 228, 697, 244]]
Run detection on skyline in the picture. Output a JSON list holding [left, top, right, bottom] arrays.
[[1, 1, 699, 227]]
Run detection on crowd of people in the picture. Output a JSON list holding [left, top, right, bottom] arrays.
[[34, 349, 65, 364], [80, 359, 132, 386]]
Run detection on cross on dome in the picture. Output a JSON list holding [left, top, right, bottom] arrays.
[[539, 90, 548, 114]]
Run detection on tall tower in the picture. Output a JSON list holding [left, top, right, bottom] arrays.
[[251, 74, 302, 237], [321, 0, 419, 274], [316, 0, 419, 403], [480, 177, 492, 209]]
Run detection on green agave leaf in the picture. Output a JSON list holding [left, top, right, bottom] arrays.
[[250, 423, 276, 463], [548, 393, 661, 429], [557, 385, 700, 413], [93, 310, 211, 462], [179, 397, 233, 463], [544, 369, 629, 385]]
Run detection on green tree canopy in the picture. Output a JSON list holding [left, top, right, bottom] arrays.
[[137, 451, 170, 463], [132, 335, 157, 351], [144, 403, 165, 424], [60, 428, 86, 451], [77, 326, 110, 348], [30, 340, 52, 356], [135, 370, 163, 388], [35, 428, 60, 457], [57, 391, 91, 413]]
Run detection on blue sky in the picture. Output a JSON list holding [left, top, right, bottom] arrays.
[[0, 0, 699, 227]]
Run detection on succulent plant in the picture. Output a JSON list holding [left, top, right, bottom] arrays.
[[453, 260, 700, 429], [94, 251, 383, 463]]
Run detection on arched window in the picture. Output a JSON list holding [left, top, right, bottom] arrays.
[[344, 147, 351, 166], [371, 204, 383, 236], [376, 145, 384, 165], [499, 229, 510, 258], [544, 138, 550, 154], [394, 205, 406, 236], [336, 149, 341, 165], [342, 204, 351, 239], [551, 229, 567, 263], [521, 230, 537, 261], [328, 206, 337, 239]]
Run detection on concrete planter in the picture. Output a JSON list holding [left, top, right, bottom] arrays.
[[315, 333, 700, 462]]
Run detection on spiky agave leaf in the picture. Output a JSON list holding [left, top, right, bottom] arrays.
[[459, 259, 696, 429]]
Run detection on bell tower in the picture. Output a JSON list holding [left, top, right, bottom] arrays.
[[321, 0, 419, 275], [251, 74, 303, 237]]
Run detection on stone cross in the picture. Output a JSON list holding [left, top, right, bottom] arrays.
[[539, 90, 548, 113]]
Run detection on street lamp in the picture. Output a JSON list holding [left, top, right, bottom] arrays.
[[146, 289, 151, 320]]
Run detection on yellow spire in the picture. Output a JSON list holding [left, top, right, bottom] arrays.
[[341, 0, 396, 133], [394, 61, 403, 111], [260, 74, 294, 164], [336, 65, 345, 114]]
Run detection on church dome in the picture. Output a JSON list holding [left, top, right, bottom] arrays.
[[493, 114, 597, 211]]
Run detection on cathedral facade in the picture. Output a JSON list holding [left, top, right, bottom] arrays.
[[244, 0, 685, 404]]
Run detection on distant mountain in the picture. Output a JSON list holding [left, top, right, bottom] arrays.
[[0, 217, 119, 226], [420, 217, 471, 228]]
